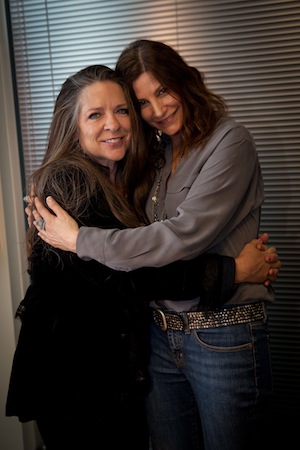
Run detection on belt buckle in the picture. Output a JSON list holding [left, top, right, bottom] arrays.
[[156, 309, 168, 331]]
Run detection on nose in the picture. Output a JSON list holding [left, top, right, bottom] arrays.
[[150, 99, 165, 119], [104, 113, 121, 131]]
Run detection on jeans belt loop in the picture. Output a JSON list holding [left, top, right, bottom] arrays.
[[179, 312, 191, 334]]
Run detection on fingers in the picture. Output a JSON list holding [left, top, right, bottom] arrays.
[[24, 190, 38, 228], [264, 261, 282, 286], [258, 232, 269, 244], [33, 197, 61, 229], [265, 246, 277, 255], [268, 268, 279, 276], [32, 209, 44, 229], [255, 232, 270, 251], [25, 205, 32, 215], [25, 205, 35, 227], [43, 196, 65, 217], [269, 260, 282, 270], [256, 242, 267, 251], [250, 237, 268, 251], [265, 253, 278, 263], [34, 197, 53, 219], [258, 232, 269, 245], [32, 197, 53, 232], [265, 252, 282, 268], [264, 270, 278, 286]]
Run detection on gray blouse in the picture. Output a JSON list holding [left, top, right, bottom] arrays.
[[77, 117, 275, 309]]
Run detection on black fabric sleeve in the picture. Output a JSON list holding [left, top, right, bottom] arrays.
[[119, 253, 236, 308]]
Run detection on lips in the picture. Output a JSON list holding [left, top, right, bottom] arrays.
[[163, 112, 176, 123], [155, 111, 176, 127], [103, 137, 123, 143]]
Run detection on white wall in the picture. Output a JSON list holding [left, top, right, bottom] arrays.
[[0, 1, 40, 449]]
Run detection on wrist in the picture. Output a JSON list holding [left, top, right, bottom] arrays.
[[234, 257, 242, 283], [71, 229, 79, 253], [234, 255, 250, 283]]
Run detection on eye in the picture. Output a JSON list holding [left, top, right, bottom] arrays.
[[158, 87, 167, 96], [138, 99, 148, 108], [117, 108, 129, 115], [89, 112, 100, 120]]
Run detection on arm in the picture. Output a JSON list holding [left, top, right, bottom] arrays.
[[32, 198, 281, 288], [126, 235, 281, 307], [125, 253, 235, 308], [34, 122, 263, 269], [32, 122, 281, 286]]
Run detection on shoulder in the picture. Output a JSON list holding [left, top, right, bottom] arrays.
[[196, 117, 258, 167], [216, 117, 254, 143], [41, 157, 102, 197], [47, 157, 96, 181], [204, 118, 256, 159]]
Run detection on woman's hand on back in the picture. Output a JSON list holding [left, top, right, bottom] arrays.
[[235, 233, 282, 286]]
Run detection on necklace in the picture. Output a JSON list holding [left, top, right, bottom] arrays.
[[152, 150, 184, 222], [152, 168, 164, 222], [171, 149, 184, 174]]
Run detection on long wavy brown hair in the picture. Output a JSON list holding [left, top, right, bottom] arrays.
[[27, 65, 156, 263], [116, 39, 228, 155]]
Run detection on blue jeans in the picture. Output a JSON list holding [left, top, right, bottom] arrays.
[[146, 306, 273, 450]]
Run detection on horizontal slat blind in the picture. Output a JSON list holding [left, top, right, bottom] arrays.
[[6, 0, 300, 439], [7, 0, 180, 179], [177, 2, 300, 427]]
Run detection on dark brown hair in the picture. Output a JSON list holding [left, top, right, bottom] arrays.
[[116, 39, 228, 154]]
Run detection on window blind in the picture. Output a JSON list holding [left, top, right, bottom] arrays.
[[6, 0, 300, 440]]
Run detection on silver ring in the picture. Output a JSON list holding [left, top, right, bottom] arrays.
[[36, 219, 46, 230]]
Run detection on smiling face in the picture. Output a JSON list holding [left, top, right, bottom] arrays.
[[77, 80, 131, 168], [132, 71, 183, 141]]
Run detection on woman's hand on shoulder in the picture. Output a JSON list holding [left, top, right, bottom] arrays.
[[33, 196, 79, 253]]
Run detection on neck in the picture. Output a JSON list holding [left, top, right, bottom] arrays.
[[100, 160, 118, 184], [171, 132, 183, 159]]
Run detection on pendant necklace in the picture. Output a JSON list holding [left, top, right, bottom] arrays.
[[152, 168, 164, 222], [152, 150, 184, 222]]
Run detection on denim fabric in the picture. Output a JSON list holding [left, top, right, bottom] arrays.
[[146, 307, 273, 450]]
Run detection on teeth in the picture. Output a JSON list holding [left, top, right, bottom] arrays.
[[166, 113, 175, 121], [159, 113, 174, 124], [105, 138, 122, 143]]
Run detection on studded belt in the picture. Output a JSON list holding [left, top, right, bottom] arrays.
[[152, 302, 265, 332]]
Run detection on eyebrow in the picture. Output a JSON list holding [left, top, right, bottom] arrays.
[[84, 103, 128, 113]]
